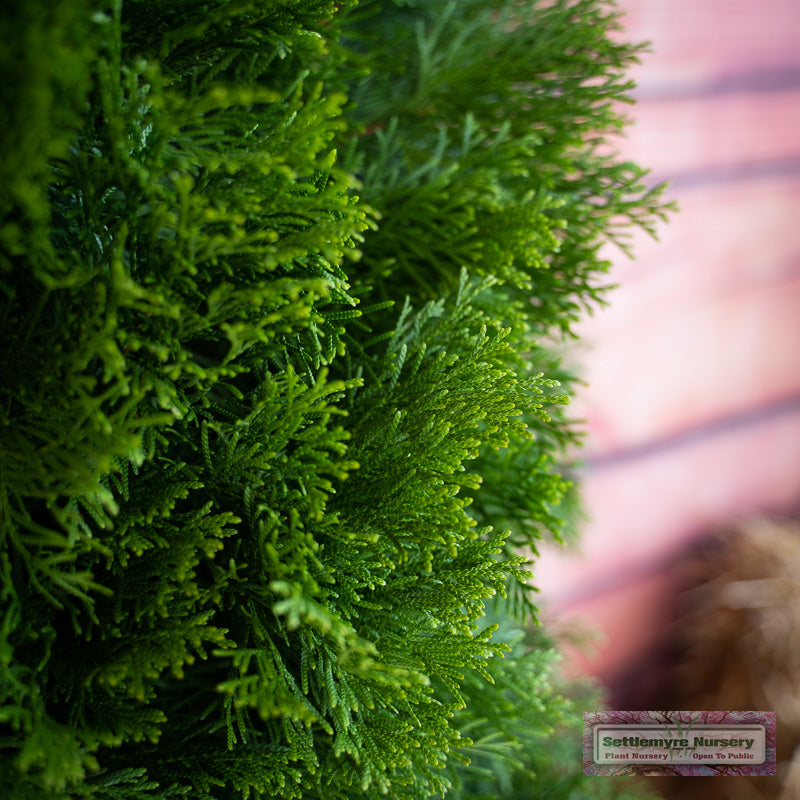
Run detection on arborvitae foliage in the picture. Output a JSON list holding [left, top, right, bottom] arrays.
[[1, 1, 669, 798]]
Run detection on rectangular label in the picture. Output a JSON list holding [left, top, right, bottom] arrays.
[[583, 711, 776, 776], [594, 724, 765, 764]]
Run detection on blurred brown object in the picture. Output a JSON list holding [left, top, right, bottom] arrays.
[[651, 517, 800, 799]]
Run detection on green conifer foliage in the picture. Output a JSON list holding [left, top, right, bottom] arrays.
[[1, 1, 669, 798]]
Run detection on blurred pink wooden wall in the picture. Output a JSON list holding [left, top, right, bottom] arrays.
[[534, 0, 800, 706]]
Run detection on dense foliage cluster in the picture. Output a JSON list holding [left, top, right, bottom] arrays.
[[1, 1, 668, 797]]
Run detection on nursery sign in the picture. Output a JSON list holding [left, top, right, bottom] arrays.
[[583, 711, 776, 776], [595, 723, 764, 763]]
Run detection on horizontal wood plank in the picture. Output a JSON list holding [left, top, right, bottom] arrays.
[[571, 175, 800, 455], [588, 176, 800, 316], [534, 408, 800, 607], [613, 0, 800, 95], [607, 89, 800, 184], [573, 274, 800, 455]]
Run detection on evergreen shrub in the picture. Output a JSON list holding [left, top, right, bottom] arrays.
[[0, 0, 670, 797]]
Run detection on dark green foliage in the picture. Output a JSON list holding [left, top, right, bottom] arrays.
[[442, 626, 655, 800], [340, 0, 667, 326], [1, 0, 669, 797]]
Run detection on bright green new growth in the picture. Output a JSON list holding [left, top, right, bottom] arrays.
[[0, 1, 669, 798]]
